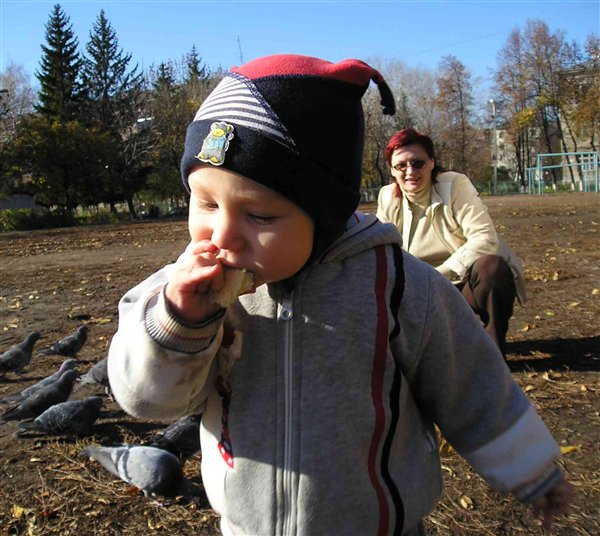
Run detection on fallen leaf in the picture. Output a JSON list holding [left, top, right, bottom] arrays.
[[546, 310, 556, 317], [568, 301, 581, 307], [560, 445, 581, 455], [441, 464, 454, 476], [592, 288, 600, 295], [460, 495, 474, 509], [519, 322, 537, 332], [89, 317, 112, 324], [12, 504, 28, 519], [523, 385, 535, 392]]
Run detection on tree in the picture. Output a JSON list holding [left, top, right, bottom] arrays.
[[493, 20, 594, 189], [81, 9, 144, 133], [145, 52, 214, 202], [436, 55, 477, 176], [494, 28, 540, 187], [522, 20, 566, 186], [35, 3, 83, 121], [81, 9, 151, 217], [560, 35, 600, 157], [0, 63, 37, 197], [0, 63, 36, 142], [10, 115, 113, 214]]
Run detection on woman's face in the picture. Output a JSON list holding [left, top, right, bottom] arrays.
[[390, 143, 435, 194]]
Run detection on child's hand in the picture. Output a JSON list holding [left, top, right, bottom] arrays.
[[532, 479, 574, 532], [165, 240, 225, 324]]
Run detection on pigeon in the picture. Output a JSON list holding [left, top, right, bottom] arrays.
[[79, 357, 108, 386], [147, 414, 202, 461], [38, 325, 89, 357], [1, 358, 77, 404], [81, 444, 199, 499], [0, 331, 41, 378], [77, 357, 114, 399], [15, 396, 103, 437], [0, 369, 78, 423]]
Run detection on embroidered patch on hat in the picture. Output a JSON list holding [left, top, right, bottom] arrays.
[[196, 122, 235, 166], [194, 74, 295, 149]]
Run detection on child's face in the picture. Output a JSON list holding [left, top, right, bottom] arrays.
[[187, 165, 314, 287]]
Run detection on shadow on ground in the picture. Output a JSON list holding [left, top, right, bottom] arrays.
[[507, 336, 600, 372]]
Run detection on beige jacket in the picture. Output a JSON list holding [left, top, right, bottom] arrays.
[[377, 171, 527, 304]]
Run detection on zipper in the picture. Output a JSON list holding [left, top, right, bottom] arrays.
[[279, 293, 295, 536]]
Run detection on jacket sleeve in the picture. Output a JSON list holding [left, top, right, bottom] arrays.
[[440, 174, 500, 278], [376, 183, 399, 224], [107, 262, 228, 421], [397, 252, 563, 503]]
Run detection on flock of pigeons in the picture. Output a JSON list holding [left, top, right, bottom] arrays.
[[0, 326, 203, 501]]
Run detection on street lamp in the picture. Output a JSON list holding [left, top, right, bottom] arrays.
[[489, 98, 498, 196]]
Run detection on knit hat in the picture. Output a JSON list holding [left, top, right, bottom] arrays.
[[181, 53, 395, 253]]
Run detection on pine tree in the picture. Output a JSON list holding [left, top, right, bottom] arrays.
[[35, 4, 82, 120], [81, 9, 150, 217], [81, 9, 144, 133], [185, 45, 207, 84]]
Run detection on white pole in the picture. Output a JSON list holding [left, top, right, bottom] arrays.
[[489, 99, 498, 196]]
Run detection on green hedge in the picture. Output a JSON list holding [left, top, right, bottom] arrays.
[[0, 209, 131, 232]]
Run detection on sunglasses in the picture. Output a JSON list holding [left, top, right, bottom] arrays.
[[392, 159, 427, 171]]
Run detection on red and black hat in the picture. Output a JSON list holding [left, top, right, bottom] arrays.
[[181, 53, 395, 250]]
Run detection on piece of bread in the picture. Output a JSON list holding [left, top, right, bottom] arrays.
[[208, 268, 254, 307]]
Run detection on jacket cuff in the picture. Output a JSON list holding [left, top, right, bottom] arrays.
[[513, 465, 564, 504], [144, 286, 225, 354], [463, 405, 561, 496]]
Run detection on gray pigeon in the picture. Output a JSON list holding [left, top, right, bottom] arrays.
[[0, 331, 41, 378], [38, 325, 89, 357], [15, 396, 103, 437], [1, 358, 77, 404], [77, 357, 113, 399], [79, 357, 108, 387], [81, 444, 199, 499], [148, 414, 202, 461], [0, 369, 78, 422]]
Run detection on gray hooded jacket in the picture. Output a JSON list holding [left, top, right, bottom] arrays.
[[108, 213, 562, 535]]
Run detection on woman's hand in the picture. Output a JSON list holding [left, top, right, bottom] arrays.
[[165, 240, 225, 324]]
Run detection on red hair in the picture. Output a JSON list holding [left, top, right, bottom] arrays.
[[385, 128, 441, 182], [385, 128, 436, 164]]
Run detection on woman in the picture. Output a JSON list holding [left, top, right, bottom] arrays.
[[377, 128, 526, 356]]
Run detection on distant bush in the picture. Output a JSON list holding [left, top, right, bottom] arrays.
[[0, 209, 74, 232], [0, 208, 136, 232], [75, 211, 130, 225]]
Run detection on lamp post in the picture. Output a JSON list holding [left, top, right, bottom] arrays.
[[489, 98, 498, 196]]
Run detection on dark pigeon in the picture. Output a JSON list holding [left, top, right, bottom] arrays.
[[0, 369, 78, 422], [0, 331, 41, 378], [15, 396, 103, 437], [1, 358, 77, 404], [38, 325, 88, 357], [148, 414, 201, 461], [81, 444, 199, 499]]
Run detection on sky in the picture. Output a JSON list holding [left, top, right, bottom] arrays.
[[1, 0, 598, 101]]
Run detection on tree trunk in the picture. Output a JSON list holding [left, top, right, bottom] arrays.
[[126, 196, 138, 220]]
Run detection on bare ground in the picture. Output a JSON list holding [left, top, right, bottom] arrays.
[[0, 192, 598, 535]]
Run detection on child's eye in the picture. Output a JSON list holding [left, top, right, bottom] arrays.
[[249, 213, 277, 225], [196, 200, 218, 210]]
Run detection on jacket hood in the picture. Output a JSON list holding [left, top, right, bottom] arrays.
[[320, 212, 402, 263]]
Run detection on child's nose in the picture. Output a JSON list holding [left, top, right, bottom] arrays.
[[211, 212, 244, 251]]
